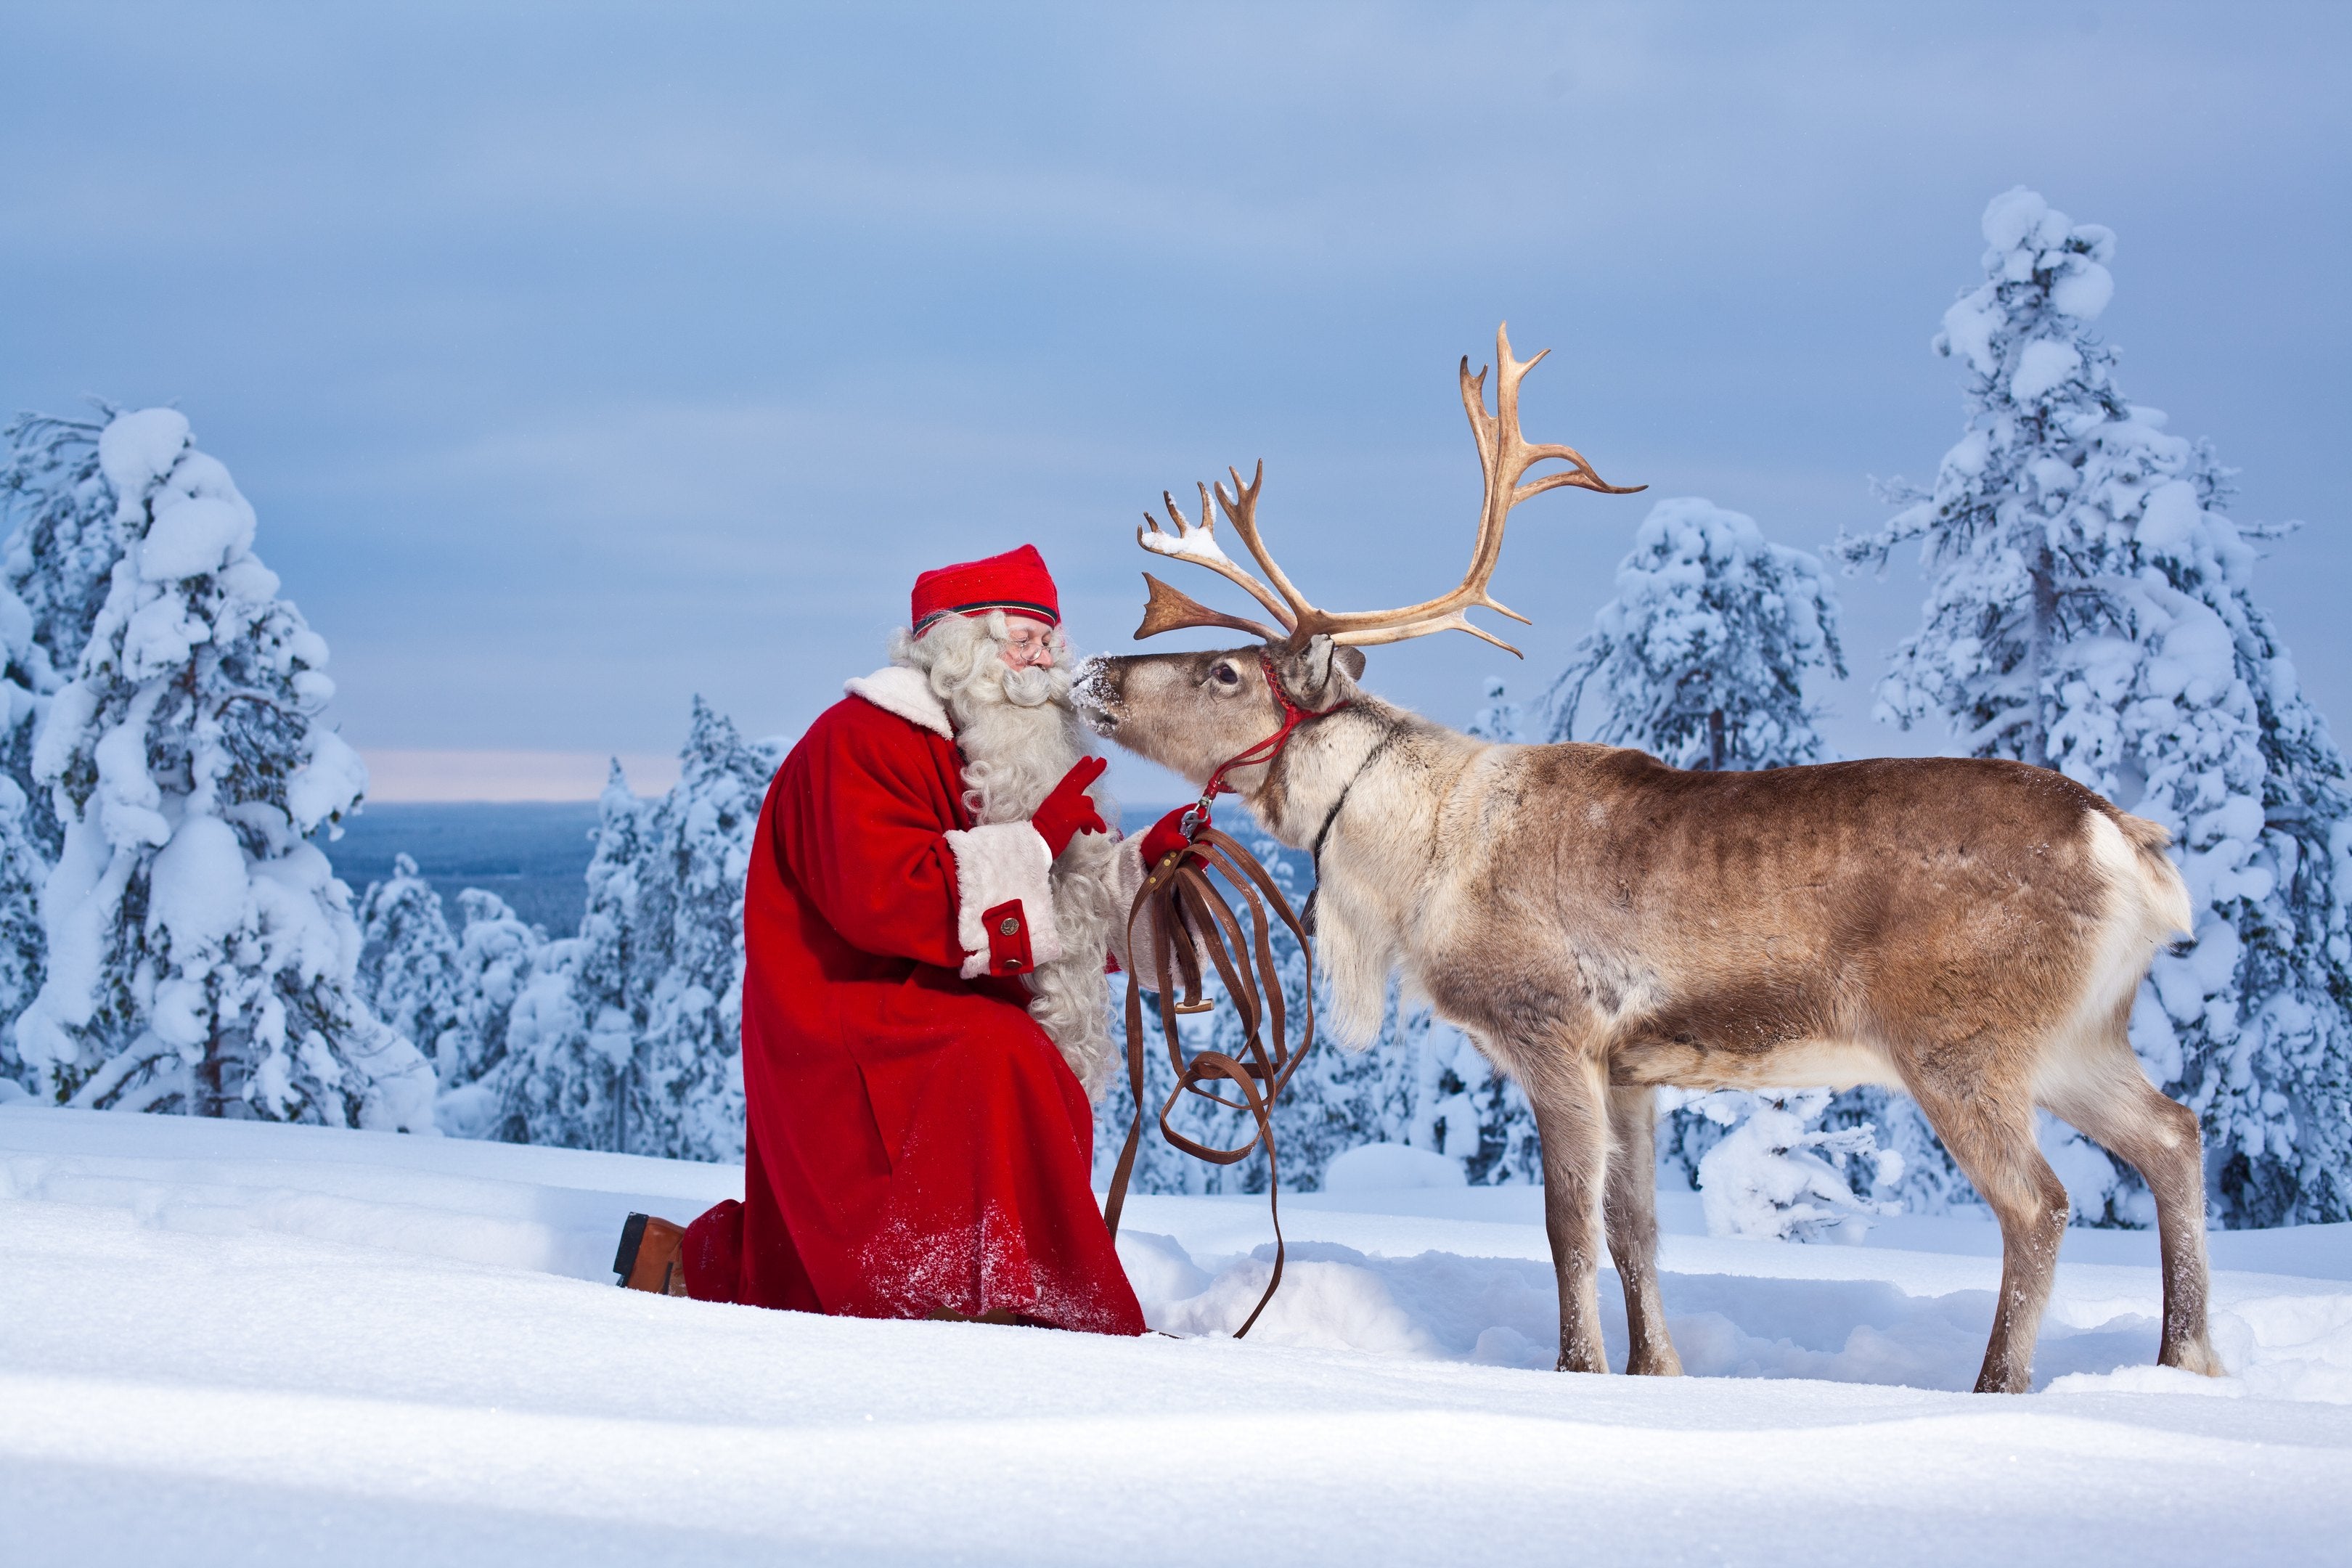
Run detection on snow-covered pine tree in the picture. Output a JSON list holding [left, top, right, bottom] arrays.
[[621, 699, 778, 1161], [504, 761, 644, 1149], [1, 409, 126, 852], [1466, 677, 1524, 748], [1545, 496, 1890, 1225], [0, 409, 130, 1088], [354, 854, 471, 1083], [1549, 496, 1845, 769], [437, 886, 556, 1139], [1838, 187, 2352, 1227], [1686, 1087, 1902, 1242], [9, 408, 434, 1128], [0, 778, 48, 1099], [502, 702, 777, 1159]]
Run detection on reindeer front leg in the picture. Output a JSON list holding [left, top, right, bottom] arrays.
[[1530, 1054, 1613, 1374], [1604, 1082, 1683, 1376]]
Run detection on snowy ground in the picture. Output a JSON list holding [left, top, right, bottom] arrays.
[[6, 1108, 2351, 1565]]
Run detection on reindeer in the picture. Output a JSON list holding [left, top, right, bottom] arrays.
[[1078, 326, 2219, 1395]]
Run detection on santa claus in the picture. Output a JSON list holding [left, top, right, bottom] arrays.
[[611, 544, 1193, 1333]]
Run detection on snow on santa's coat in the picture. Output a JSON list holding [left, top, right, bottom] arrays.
[[681, 673, 1144, 1335]]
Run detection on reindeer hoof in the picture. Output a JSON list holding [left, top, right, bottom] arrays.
[[2160, 1337, 2225, 1378]]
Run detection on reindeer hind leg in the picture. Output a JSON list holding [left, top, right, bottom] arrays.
[[1905, 1061, 2070, 1394], [2038, 1032, 2220, 1377]]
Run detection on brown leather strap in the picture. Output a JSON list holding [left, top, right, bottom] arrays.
[[1103, 827, 1315, 1338]]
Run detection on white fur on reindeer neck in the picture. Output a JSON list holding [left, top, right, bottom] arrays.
[[886, 611, 1122, 1094]]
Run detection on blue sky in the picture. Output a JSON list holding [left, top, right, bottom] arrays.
[[1, 1, 2345, 801]]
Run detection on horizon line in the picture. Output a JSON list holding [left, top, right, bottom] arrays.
[[357, 749, 686, 804]]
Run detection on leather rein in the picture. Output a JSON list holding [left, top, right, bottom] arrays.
[[1101, 653, 1348, 1338]]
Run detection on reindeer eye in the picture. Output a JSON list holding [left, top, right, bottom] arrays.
[[1212, 663, 1241, 687]]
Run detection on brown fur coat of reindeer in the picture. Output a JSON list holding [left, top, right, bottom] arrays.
[[1079, 326, 2218, 1395]]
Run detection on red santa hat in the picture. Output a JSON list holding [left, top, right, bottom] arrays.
[[910, 544, 1061, 634]]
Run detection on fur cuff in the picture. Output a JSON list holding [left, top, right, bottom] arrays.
[[944, 822, 1064, 979], [1108, 836, 1196, 992]]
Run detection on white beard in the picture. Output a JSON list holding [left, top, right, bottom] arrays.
[[892, 613, 1121, 1095]]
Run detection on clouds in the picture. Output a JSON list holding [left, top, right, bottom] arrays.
[[1, 1, 2344, 793]]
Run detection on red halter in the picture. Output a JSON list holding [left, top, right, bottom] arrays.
[[1183, 651, 1351, 835]]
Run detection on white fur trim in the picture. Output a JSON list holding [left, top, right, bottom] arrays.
[[943, 822, 1064, 979], [1107, 836, 1196, 991], [845, 666, 952, 739]]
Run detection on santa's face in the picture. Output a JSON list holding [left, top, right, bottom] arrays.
[[891, 610, 1095, 824], [995, 613, 1056, 671]]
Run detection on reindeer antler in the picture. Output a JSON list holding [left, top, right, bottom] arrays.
[[1135, 481, 1287, 641], [1131, 323, 1642, 656]]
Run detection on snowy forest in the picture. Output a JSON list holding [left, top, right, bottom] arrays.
[[2, 187, 2346, 1232]]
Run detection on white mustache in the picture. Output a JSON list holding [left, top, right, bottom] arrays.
[[1002, 664, 1059, 709]]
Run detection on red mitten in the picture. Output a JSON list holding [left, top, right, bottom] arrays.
[[1140, 802, 1206, 867], [1032, 756, 1109, 857]]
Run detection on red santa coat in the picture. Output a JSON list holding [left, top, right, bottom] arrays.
[[680, 664, 1146, 1335]]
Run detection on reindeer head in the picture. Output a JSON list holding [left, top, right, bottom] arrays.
[[1079, 324, 1641, 799], [1078, 636, 1367, 789]]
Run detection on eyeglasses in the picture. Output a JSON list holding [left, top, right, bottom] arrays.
[[1001, 626, 1056, 663]]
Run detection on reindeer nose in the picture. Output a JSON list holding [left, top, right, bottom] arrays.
[[1072, 656, 1119, 734]]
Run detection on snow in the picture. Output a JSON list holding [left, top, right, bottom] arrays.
[[2049, 258, 2115, 320], [286, 727, 368, 834], [1690, 1088, 1900, 1243], [147, 815, 248, 955], [1939, 288, 2001, 376], [1979, 184, 2052, 253], [6, 1108, 2351, 1565], [137, 493, 255, 581], [2008, 338, 2082, 402], [92, 407, 188, 506], [1323, 1140, 1465, 1191]]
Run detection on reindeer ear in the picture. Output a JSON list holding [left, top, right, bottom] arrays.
[[1291, 634, 1336, 697], [1286, 634, 1364, 701]]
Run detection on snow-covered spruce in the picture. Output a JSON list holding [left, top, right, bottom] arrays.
[[1681, 1088, 1902, 1242], [500, 763, 643, 1150], [0, 409, 131, 1087], [436, 887, 568, 1139], [504, 701, 778, 1159], [1549, 496, 1845, 769], [9, 408, 433, 1127], [354, 854, 472, 1085], [1839, 187, 2352, 1227], [620, 700, 778, 1160], [1545, 497, 1886, 1232], [0, 409, 127, 857], [0, 778, 48, 1099]]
